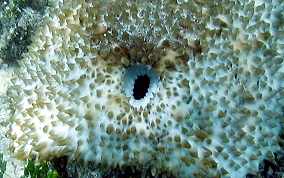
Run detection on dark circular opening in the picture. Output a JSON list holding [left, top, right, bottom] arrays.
[[133, 75, 150, 100]]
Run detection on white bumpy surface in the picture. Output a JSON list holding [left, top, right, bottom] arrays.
[[6, 0, 284, 177]]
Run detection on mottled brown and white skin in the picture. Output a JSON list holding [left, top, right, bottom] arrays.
[[6, 0, 284, 177]]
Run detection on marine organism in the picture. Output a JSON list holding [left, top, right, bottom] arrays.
[[6, 0, 284, 177]]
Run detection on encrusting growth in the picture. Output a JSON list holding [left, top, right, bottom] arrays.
[[6, 0, 284, 177]]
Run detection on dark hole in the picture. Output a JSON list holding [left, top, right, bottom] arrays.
[[133, 75, 150, 100]]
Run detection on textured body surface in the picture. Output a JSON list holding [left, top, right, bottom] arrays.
[[6, 0, 284, 177]]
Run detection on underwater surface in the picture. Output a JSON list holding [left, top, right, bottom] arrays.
[[0, 0, 284, 177]]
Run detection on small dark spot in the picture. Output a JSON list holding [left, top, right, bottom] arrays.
[[186, 96, 192, 104], [133, 75, 150, 100]]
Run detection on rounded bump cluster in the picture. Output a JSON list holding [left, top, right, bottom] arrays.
[[6, 0, 284, 177]]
